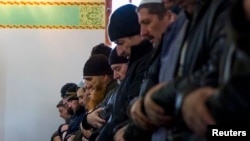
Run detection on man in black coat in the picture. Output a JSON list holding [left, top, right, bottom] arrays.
[[95, 4, 154, 141], [182, 0, 250, 136], [139, 0, 232, 140]]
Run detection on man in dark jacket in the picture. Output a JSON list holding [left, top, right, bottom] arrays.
[[115, 1, 180, 141], [95, 4, 154, 141], [81, 55, 118, 131], [182, 0, 250, 137], [61, 85, 86, 141], [140, 0, 232, 140], [86, 47, 128, 141]]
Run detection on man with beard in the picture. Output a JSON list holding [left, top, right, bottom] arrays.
[[85, 47, 129, 141], [61, 85, 86, 141], [60, 83, 78, 115], [109, 47, 128, 85], [51, 100, 72, 141], [80, 54, 118, 139], [113, 1, 179, 141], [53, 83, 77, 141], [97, 4, 154, 141]]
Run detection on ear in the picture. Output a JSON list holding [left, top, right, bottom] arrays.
[[103, 75, 109, 82], [166, 10, 177, 24]]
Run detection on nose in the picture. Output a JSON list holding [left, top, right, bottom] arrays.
[[140, 25, 149, 38], [113, 72, 120, 80], [62, 99, 67, 105], [67, 102, 72, 108], [86, 91, 91, 97], [79, 99, 83, 106], [116, 46, 124, 56]]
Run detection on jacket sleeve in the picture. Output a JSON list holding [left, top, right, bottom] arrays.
[[150, 2, 229, 117], [150, 39, 225, 117], [206, 0, 250, 124], [81, 113, 93, 130], [96, 56, 151, 141], [206, 72, 250, 124], [123, 122, 152, 141]]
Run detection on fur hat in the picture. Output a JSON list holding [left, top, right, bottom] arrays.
[[109, 47, 128, 65], [108, 4, 140, 41], [83, 54, 113, 76]]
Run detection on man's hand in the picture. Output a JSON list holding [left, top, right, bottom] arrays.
[[144, 83, 173, 127], [244, 0, 250, 20], [182, 87, 216, 136], [52, 135, 62, 141], [67, 135, 75, 141], [80, 122, 92, 138], [60, 124, 69, 140], [114, 124, 127, 141], [87, 107, 106, 128], [130, 98, 153, 130]]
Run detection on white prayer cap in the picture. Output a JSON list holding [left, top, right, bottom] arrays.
[[77, 80, 85, 88], [140, 0, 162, 5]]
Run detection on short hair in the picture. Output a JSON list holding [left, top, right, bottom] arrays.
[[56, 100, 65, 108], [137, 3, 167, 20]]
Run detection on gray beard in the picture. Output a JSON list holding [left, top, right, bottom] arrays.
[[117, 80, 122, 85]]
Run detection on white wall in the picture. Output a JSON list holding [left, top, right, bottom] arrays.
[[0, 29, 105, 141]]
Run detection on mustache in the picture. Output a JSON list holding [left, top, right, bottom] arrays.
[[146, 35, 154, 41]]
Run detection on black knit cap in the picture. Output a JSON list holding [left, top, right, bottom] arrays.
[[109, 47, 128, 65], [108, 4, 140, 41], [83, 54, 113, 76], [91, 43, 112, 58], [60, 83, 77, 98], [65, 84, 78, 101]]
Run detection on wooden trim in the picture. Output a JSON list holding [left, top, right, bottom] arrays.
[[105, 0, 112, 46]]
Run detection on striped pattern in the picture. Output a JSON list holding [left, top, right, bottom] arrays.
[[0, 1, 105, 29]]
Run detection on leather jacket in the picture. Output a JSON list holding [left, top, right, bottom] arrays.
[[207, 0, 250, 125], [150, 0, 231, 117]]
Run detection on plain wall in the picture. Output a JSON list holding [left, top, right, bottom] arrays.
[[0, 29, 105, 141]]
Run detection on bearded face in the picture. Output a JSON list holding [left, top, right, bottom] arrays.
[[83, 75, 110, 111], [86, 87, 106, 111]]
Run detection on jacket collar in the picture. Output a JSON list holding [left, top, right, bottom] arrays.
[[75, 106, 85, 116], [129, 39, 153, 63], [105, 79, 118, 94]]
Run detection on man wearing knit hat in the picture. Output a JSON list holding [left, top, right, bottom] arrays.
[[108, 4, 153, 59], [60, 84, 86, 141], [83, 54, 117, 111], [93, 4, 153, 141], [113, 1, 180, 141], [82, 47, 129, 141], [60, 83, 78, 105], [80, 54, 118, 139], [109, 47, 128, 84]]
